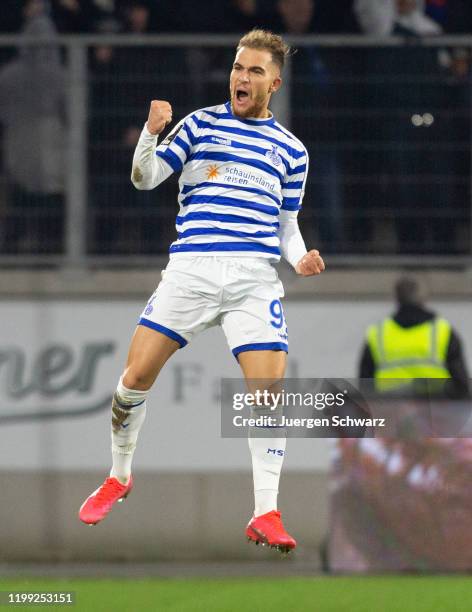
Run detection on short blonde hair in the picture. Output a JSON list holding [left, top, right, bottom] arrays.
[[237, 29, 291, 71]]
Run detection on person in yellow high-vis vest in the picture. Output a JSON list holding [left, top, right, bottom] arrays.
[[359, 277, 469, 397]]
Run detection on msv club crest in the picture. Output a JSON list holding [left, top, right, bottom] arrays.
[[265, 145, 282, 167]]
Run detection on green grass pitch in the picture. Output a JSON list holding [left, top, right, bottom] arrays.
[[1, 576, 472, 612]]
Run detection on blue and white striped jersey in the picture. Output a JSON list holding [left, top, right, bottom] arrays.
[[154, 101, 308, 261]]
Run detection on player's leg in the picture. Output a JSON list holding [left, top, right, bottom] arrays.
[[238, 348, 287, 518], [238, 349, 286, 517], [79, 326, 180, 525], [79, 257, 221, 525], [237, 348, 286, 380], [221, 257, 294, 550], [109, 325, 180, 485], [237, 349, 295, 551]]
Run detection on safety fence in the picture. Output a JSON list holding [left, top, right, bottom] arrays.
[[0, 34, 471, 267]]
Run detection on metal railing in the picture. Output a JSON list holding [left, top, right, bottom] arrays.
[[0, 34, 471, 268]]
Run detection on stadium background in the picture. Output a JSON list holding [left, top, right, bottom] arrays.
[[1, 0, 472, 610]]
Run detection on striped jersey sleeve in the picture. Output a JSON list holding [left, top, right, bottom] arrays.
[[280, 139, 308, 212], [155, 112, 199, 174]]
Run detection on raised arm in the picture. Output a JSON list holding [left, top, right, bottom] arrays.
[[131, 100, 175, 190]]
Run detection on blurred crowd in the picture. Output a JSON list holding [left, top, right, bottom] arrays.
[[2, 0, 472, 35], [0, 0, 472, 256], [0, 0, 359, 35]]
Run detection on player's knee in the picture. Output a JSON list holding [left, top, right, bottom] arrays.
[[122, 369, 153, 391]]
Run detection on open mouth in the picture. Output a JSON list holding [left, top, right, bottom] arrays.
[[236, 89, 249, 102]]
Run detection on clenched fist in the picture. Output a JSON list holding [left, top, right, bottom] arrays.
[[295, 249, 325, 276], [146, 100, 173, 135]]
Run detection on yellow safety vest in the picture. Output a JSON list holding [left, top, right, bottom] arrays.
[[366, 317, 452, 393]]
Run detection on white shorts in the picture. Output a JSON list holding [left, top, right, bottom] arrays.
[[138, 256, 288, 358]]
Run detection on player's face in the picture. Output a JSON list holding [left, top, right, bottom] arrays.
[[230, 47, 282, 119]]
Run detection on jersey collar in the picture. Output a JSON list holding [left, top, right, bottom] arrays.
[[225, 101, 275, 126]]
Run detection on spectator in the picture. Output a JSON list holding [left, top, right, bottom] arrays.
[[274, 0, 359, 34], [119, 0, 152, 34], [223, 0, 275, 32], [50, 0, 121, 33], [88, 2, 189, 253], [329, 274, 471, 572], [354, 0, 466, 254], [355, 0, 441, 36], [275, 0, 354, 252], [359, 276, 469, 398], [0, 0, 66, 253]]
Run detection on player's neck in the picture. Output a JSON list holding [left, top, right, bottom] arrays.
[[242, 108, 273, 120], [251, 104, 272, 119], [256, 108, 272, 119]]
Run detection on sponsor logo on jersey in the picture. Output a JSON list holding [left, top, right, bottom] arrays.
[[265, 145, 282, 167], [223, 166, 277, 191], [267, 448, 285, 456], [206, 164, 220, 180], [211, 136, 232, 146]]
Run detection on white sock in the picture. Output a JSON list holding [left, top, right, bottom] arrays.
[[248, 435, 286, 517], [110, 377, 148, 484], [254, 489, 278, 517]]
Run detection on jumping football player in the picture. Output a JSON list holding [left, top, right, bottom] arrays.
[[79, 29, 325, 552]]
